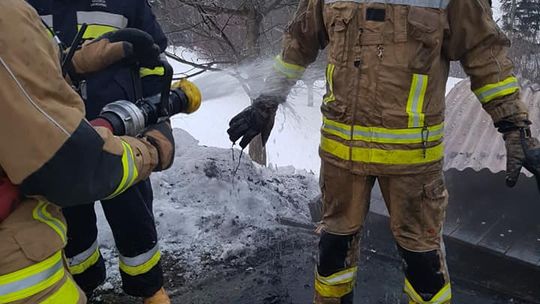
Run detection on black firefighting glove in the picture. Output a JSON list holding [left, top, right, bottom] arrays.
[[499, 120, 540, 188], [72, 28, 160, 75], [227, 95, 283, 149], [98, 28, 161, 67]]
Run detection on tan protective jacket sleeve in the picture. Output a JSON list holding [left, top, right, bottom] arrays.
[[443, 0, 528, 123], [0, 0, 158, 207]]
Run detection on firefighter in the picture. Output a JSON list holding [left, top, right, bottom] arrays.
[[26, 0, 171, 302], [228, 0, 540, 303], [0, 0, 176, 303]]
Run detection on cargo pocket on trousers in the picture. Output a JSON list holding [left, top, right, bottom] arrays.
[[421, 175, 448, 240], [407, 7, 443, 74]]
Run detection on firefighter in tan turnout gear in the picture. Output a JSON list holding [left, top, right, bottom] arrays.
[[0, 0, 182, 303], [228, 0, 540, 303]]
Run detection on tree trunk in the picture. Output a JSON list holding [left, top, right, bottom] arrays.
[[306, 80, 314, 107], [249, 135, 267, 165]]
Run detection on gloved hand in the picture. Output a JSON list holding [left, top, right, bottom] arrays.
[[227, 95, 283, 148], [504, 127, 540, 188], [71, 28, 160, 75], [143, 121, 175, 171]]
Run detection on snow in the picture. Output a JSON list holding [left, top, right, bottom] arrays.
[[95, 129, 319, 291], [492, 0, 503, 24]]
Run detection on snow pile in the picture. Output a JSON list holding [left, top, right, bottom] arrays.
[[95, 129, 319, 289]]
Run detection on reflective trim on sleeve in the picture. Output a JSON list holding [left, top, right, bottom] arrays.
[[324, 0, 449, 9], [320, 136, 444, 165], [405, 279, 452, 304], [77, 11, 128, 29], [32, 201, 67, 244], [406, 74, 428, 128], [323, 64, 336, 104], [104, 141, 139, 200], [78, 24, 116, 40], [314, 267, 357, 298], [67, 240, 101, 275], [322, 117, 444, 144], [140, 67, 165, 78], [273, 55, 306, 80], [76, 12, 128, 39], [119, 244, 161, 276], [38, 276, 80, 304], [0, 252, 65, 303], [473, 76, 520, 104]]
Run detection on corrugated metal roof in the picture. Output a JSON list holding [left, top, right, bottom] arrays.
[[444, 79, 540, 175]]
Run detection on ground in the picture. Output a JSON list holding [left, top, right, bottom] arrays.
[[93, 231, 531, 304]]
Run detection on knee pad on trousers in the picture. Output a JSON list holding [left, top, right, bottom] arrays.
[[398, 245, 447, 301], [318, 231, 359, 276], [314, 231, 359, 303]]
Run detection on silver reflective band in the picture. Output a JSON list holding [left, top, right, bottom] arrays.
[[409, 74, 428, 128], [476, 80, 519, 103], [323, 123, 444, 141], [68, 240, 99, 267], [324, 0, 449, 9], [119, 243, 160, 267], [0, 259, 62, 296], [41, 15, 53, 28], [76, 11, 128, 28]]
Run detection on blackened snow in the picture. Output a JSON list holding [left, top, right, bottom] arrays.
[[94, 128, 319, 291]]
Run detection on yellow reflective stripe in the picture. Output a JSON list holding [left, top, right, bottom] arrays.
[[273, 55, 305, 79], [406, 74, 428, 128], [474, 76, 520, 104], [405, 279, 452, 304], [0, 252, 65, 303], [68, 241, 101, 275], [140, 67, 165, 77], [320, 136, 444, 165], [323, 64, 336, 104], [32, 202, 67, 244], [119, 247, 161, 276], [314, 267, 357, 298], [105, 141, 139, 200], [39, 276, 80, 304], [322, 117, 444, 144], [316, 267, 357, 285], [79, 24, 117, 39]]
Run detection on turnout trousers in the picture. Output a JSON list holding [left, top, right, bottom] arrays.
[[314, 161, 451, 304], [62, 178, 163, 298]]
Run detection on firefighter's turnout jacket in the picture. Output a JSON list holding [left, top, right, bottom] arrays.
[[28, 0, 168, 120], [0, 1, 161, 303], [273, 0, 528, 175], [26, 0, 169, 297]]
